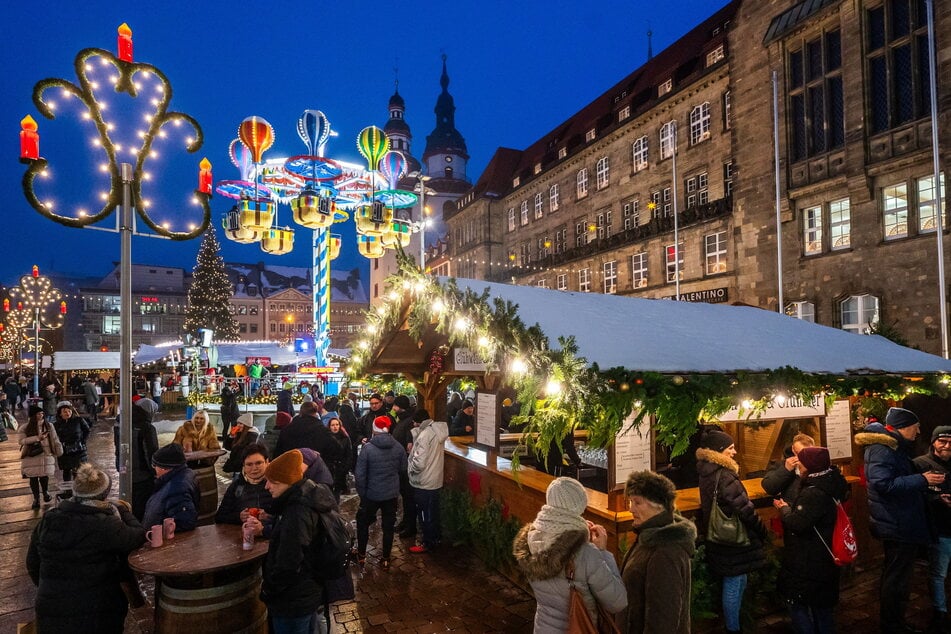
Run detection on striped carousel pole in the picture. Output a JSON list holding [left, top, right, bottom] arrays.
[[313, 226, 331, 366]]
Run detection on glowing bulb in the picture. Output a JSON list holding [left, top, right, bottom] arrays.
[[78, 209, 87, 217], [387, 290, 400, 302], [188, 224, 196, 230], [545, 379, 563, 396], [99, 102, 107, 111], [90, 81, 100, 89], [44, 200, 54, 209], [109, 75, 118, 85], [157, 85, 165, 93], [511, 358, 528, 374], [84, 64, 93, 71], [150, 150, 158, 158], [100, 58, 109, 66], [162, 222, 170, 230], [141, 199, 150, 208], [141, 70, 151, 78], [432, 299, 445, 313], [46, 101, 56, 111], [82, 112, 92, 120], [137, 130, 146, 138], [60, 89, 70, 99], [358, 341, 369, 350], [477, 335, 490, 348], [150, 98, 159, 107], [114, 143, 122, 151], [741, 399, 753, 409], [133, 81, 142, 90], [367, 324, 378, 334], [158, 130, 166, 138], [351, 355, 361, 364], [92, 138, 101, 147], [99, 164, 109, 173], [39, 169, 49, 178], [454, 318, 469, 332], [774, 394, 787, 405], [185, 136, 194, 145], [375, 305, 387, 316], [100, 192, 109, 201]]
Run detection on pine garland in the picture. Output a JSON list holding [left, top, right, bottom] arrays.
[[183, 227, 240, 341]]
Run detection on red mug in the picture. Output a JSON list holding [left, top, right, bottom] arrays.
[[163, 517, 176, 540], [145, 525, 163, 548]]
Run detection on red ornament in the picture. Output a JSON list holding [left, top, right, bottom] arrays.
[[60, 301, 67, 315], [117, 23, 133, 63], [32, 265, 39, 278], [19, 116, 39, 163]]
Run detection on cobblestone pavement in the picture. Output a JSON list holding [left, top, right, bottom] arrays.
[[0, 407, 939, 633]]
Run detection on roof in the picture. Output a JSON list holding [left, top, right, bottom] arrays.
[[224, 262, 369, 303], [441, 278, 951, 375], [764, 0, 840, 44], [450, 148, 523, 217], [134, 342, 302, 366]]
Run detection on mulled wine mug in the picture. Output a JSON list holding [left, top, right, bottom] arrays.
[[163, 517, 176, 540], [146, 525, 163, 548]]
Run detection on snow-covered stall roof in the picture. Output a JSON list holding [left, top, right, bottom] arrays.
[[54, 351, 121, 371], [448, 278, 951, 375], [134, 342, 302, 366]]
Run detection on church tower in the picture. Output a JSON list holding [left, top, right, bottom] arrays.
[[383, 83, 422, 177]]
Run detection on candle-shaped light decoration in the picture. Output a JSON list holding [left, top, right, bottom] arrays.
[[60, 301, 67, 315], [117, 23, 133, 62], [198, 158, 212, 194], [19, 115, 39, 163], [1, 299, 7, 312], [32, 265, 39, 278], [0, 324, 4, 333], [16, 302, 23, 311]]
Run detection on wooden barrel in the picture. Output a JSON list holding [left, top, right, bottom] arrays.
[[155, 565, 267, 634], [192, 465, 218, 527]]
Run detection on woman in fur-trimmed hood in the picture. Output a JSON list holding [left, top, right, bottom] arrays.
[[696, 430, 767, 634], [513, 477, 627, 632]]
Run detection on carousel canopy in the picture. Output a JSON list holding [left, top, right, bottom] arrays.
[[134, 342, 306, 367], [54, 351, 121, 371]]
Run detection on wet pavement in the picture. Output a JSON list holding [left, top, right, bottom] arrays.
[[0, 406, 940, 633]]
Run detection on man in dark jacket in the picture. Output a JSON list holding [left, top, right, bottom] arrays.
[[274, 401, 335, 459], [130, 399, 160, 519], [915, 425, 951, 631], [142, 443, 200, 532], [390, 394, 417, 537], [356, 393, 390, 447], [355, 416, 407, 568], [247, 449, 336, 632], [761, 433, 815, 503], [857, 407, 944, 634], [276, 382, 296, 418]]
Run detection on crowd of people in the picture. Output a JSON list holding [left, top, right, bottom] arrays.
[[16, 386, 951, 633]]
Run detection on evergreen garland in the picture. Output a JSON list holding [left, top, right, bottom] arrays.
[[183, 227, 239, 341]]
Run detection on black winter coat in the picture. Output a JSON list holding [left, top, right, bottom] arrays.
[[219, 385, 240, 430], [856, 424, 932, 544], [275, 414, 336, 458], [391, 408, 415, 450], [261, 479, 336, 617], [276, 389, 296, 417], [696, 447, 767, 577], [761, 446, 803, 503], [130, 406, 158, 484], [357, 407, 392, 443], [141, 464, 200, 531], [777, 467, 850, 607], [27, 500, 146, 633], [215, 473, 274, 525], [53, 414, 91, 472], [915, 451, 951, 537]]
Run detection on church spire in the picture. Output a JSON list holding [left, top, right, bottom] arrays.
[[424, 54, 468, 161], [440, 53, 449, 93]]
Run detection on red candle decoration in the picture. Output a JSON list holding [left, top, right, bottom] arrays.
[[2, 299, 8, 312], [16, 302, 23, 311], [32, 265, 39, 278], [117, 23, 133, 63], [19, 115, 39, 163], [0, 324, 4, 333], [60, 301, 67, 315], [198, 157, 212, 194]]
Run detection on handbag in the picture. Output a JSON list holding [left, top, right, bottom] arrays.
[[565, 560, 621, 634], [707, 472, 750, 546], [21, 442, 44, 459]]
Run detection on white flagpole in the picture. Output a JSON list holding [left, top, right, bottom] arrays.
[[773, 71, 784, 314], [926, 0, 948, 358]]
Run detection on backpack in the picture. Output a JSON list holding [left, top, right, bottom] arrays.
[[307, 506, 353, 582], [814, 498, 858, 566]]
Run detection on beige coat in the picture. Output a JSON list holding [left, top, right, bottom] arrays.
[[19, 421, 63, 478]]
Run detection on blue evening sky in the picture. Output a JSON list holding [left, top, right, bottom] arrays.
[[2, 0, 725, 285]]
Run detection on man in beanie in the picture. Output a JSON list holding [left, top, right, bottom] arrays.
[[916, 425, 951, 631], [354, 415, 407, 568], [245, 448, 339, 633], [356, 393, 391, 448], [617, 470, 696, 634], [407, 408, 449, 553], [27, 463, 145, 633], [857, 407, 944, 633], [142, 443, 200, 532], [274, 400, 336, 460], [223, 412, 260, 474], [762, 433, 816, 504], [390, 394, 416, 537]]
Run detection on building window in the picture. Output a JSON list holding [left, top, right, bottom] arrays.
[[270, 323, 276, 333], [239, 323, 247, 333], [534, 193, 544, 219], [723, 160, 734, 197], [918, 173, 947, 232], [513, 176, 520, 188], [577, 168, 588, 198], [883, 183, 908, 240], [507, 207, 516, 232], [706, 44, 725, 67], [658, 78, 672, 97], [786, 301, 816, 322], [632, 136, 648, 171], [803, 205, 823, 255], [867, 1, 931, 134], [788, 29, 844, 161], [557, 273, 567, 291], [575, 221, 589, 248], [554, 226, 566, 254], [663, 186, 672, 217], [520, 200, 529, 226], [578, 268, 591, 292], [536, 279, 549, 289], [829, 198, 851, 249], [534, 163, 542, 175], [623, 200, 640, 230], [685, 172, 709, 208], [632, 252, 648, 288], [723, 91, 732, 130], [689, 103, 711, 145], [250, 324, 258, 333], [520, 242, 530, 265], [596, 209, 612, 239], [603, 261, 618, 294], [665, 244, 684, 283], [705, 231, 727, 274], [596, 157, 610, 189], [660, 121, 676, 159], [550, 184, 560, 212], [840, 294, 880, 334], [558, 147, 567, 159], [586, 128, 596, 142], [618, 106, 631, 121], [103, 315, 121, 334]]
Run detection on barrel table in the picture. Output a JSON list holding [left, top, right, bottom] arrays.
[[185, 449, 226, 526], [129, 524, 268, 634]]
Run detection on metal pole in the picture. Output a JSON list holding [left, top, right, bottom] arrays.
[[419, 176, 426, 269], [672, 122, 680, 299], [773, 71, 785, 314], [926, 0, 948, 358], [119, 163, 134, 500], [33, 308, 39, 397]]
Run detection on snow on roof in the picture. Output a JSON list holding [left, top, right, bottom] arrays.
[[447, 278, 951, 375]]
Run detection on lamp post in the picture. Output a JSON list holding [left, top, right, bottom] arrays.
[[408, 171, 434, 268], [19, 25, 210, 499], [5, 266, 65, 394]]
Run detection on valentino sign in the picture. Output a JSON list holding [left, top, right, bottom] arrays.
[[664, 286, 729, 303]]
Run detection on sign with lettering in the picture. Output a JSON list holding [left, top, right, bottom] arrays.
[[454, 347, 487, 372], [246, 357, 271, 366], [298, 366, 338, 374], [664, 286, 729, 303], [718, 394, 825, 422], [475, 392, 498, 448], [612, 411, 652, 488], [825, 399, 853, 460]]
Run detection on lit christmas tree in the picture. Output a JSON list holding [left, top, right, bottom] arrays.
[[183, 227, 239, 341]]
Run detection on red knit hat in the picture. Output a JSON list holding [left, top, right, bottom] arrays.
[[275, 411, 292, 430]]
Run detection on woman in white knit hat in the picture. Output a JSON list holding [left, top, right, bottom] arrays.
[[513, 476, 627, 631]]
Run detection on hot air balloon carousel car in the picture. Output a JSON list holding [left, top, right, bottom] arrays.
[[222, 207, 261, 244], [380, 219, 412, 248], [292, 187, 337, 230], [238, 198, 275, 232], [328, 234, 342, 260], [357, 233, 385, 258], [354, 201, 393, 236], [260, 227, 295, 255]]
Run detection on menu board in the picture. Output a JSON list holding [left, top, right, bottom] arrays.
[[825, 399, 853, 460], [612, 411, 652, 488], [475, 392, 497, 448]]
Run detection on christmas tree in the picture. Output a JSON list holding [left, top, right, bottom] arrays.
[[183, 227, 239, 341]]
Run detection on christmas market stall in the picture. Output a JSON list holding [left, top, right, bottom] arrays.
[[350, 259, 951, 567]]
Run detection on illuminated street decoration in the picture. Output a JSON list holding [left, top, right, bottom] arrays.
[[6, 266, 65, 393]]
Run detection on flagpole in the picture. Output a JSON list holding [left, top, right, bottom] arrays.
[[926, 0, 948, 358]]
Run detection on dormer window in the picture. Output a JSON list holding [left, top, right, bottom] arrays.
[[513, 176, 521, 188], [558, 147, 567, 159], [658, 78, 673, 97], [706, 44, 725, 67], [585, 128, 596, 142], [618, 106, 631, 121], [534, 163, 542, 175]]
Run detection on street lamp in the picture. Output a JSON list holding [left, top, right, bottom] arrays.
[[19, 25, 210, 500], [5, 266, 65, 394], [408, 171, 435, 268]]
